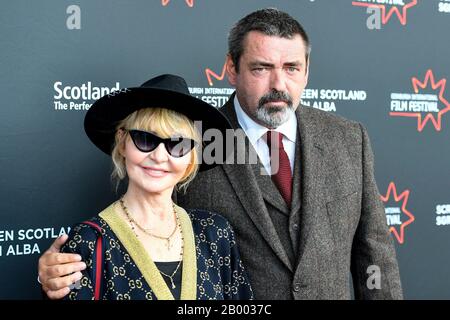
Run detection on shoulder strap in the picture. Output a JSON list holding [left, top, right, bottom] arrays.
[[80, 220, 104, 300]]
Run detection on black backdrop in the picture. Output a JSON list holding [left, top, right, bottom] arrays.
[[1, 0, 449, 299]]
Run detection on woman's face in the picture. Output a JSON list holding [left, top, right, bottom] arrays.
[[122, 131, 191, 196]]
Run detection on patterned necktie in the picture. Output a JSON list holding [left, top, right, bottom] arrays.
[[265, 130, 293, 206]]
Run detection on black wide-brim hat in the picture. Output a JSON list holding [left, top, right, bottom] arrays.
[[84, 74, 232, 171]]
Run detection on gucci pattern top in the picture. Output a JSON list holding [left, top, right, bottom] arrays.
[[61, 204, 254, 300]]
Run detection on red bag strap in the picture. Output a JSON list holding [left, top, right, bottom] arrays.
[[81, 221, 104, 300]]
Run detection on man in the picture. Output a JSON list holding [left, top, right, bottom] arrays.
[[38, 8, 402, 299]]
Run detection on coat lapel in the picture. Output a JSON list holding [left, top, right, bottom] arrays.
[[220, 97, 293, 271], [294, 106, 327, 266], [289, 127, 302, 216]]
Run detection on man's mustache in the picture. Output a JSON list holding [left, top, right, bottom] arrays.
[[259, 90, 293, 108]]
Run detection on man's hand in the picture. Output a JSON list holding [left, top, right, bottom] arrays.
[[38, 234, 87, 299]]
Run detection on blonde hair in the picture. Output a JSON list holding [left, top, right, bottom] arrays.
[[111, 108, 201, 193]]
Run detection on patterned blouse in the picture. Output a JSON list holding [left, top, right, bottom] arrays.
[[61, 202, 254, 300]]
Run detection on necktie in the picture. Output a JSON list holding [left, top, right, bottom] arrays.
[[265, 130, 293, 206]]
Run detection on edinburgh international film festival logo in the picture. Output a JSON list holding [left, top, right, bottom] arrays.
[[201, 61, 367, 112], [389, 70, 450, 132], [381, 182, 415, 244], [188, 60, 234, 108], [352, 0, 418, 28]]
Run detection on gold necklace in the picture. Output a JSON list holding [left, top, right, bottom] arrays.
[[119, 197, 179, 250], [119, 197, 184, 290], [158, 259, 182, 290], [157, 229, 184, 290], [159, 213, 184, 289]]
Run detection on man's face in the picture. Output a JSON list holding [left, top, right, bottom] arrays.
[[227, 31, 309, 128]]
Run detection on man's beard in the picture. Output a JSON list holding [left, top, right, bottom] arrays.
[[254, 90, 295, 128]]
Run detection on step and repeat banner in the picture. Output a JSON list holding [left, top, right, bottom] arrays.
[[1, 0, 449, 299]]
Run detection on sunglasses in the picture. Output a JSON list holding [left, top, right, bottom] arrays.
[[125, 129, 197, 158]]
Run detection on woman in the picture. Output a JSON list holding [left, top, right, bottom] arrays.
[[61, 74, 253, 300]]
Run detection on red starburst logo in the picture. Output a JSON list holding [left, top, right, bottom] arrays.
[[205, 61, 226, 86], [162, 0, 194, 7], [381, 182, 415, 244], [352, 0, 418, 25], [390, 69, 450, 131]]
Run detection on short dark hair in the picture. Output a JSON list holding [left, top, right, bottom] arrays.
[[228, 8, 311, 72]]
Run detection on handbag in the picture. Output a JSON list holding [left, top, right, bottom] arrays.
[[80, 220, 105, 300]]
